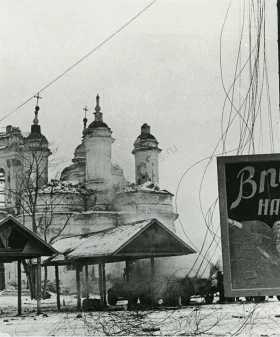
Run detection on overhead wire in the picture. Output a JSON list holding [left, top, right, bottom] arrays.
[[176, 0, 274, 278], [0, 0, 157, 124]]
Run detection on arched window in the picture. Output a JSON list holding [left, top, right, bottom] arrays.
[[0, 168, 5, 208]]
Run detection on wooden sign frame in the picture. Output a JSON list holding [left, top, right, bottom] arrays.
[[217, 153, 280, 297]]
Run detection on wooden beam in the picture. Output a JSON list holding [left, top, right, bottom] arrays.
[[85, 265, 89, 300], [17, 260, 21, 316], [44, 251, 193, 268], [125, 261, 129, 283], [55, 265, 60, 310], [44, 252, 192, 267], [98, 264, 103, 307], [33, 264, 37, 299], [76, 264, 81, 310], [36, 257, 41, 315], [151, 256, 155, 305], [0, 252, 47, 257], [151, 256, 155, 279], [102, 263, 106, 307], [277, 0, 280, 109], [114, 252, 189, 257]]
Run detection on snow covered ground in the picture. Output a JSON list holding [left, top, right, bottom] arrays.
[[1, 294, 280, 336]]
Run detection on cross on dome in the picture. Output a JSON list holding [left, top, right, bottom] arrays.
[[33, 93, 42, 125], [94, 94, 103, 122], [83, 106, 88, 137], [95, 94, 101, 113]]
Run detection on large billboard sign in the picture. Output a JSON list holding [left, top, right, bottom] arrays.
[[217, 154, 280, 297]]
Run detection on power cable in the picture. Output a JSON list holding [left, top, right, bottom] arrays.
[[177, 0, 272, 278], [0, 0, 157, 124]]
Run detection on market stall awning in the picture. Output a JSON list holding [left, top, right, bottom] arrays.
[[45, 218, 196, 266], [0, 215, 58, 262]]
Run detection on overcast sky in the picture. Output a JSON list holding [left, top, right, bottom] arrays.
[[0, 0, 278, 267]]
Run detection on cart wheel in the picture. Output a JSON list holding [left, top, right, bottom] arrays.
[[205, 293, 214, 304]]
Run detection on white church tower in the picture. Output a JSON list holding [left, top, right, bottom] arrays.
[[132, 123, 161, 185], [84, 95, 115, 191]]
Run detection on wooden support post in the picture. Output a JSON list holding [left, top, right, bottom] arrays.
[[76, 264, 81, 310], [55, 265, 61, 310], [34, 264, 37, 299], [125, 261, 130, 283], [36, 257, 41, 315], [151, 257, 155, 279], [17, 260, 22, 316], [102, 264, 106, 307], [151, 256, 155, 305], [98, 264, 103, 307], [277, 0, 280, 110], [85, 265, 89, 300]]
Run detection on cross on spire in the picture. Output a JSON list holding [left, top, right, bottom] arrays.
[[34, 93, 42, 107], [83, 106, 88, 118], [83, 106, 88, 137], [33, 94, 42, 126], [94, 94, 103, 122], [95, 94, 101, 113]]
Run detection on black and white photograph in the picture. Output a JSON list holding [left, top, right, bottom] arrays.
[[0, 0, 279, 336]]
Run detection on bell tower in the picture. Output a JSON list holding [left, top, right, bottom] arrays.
[[84, 95, 114, 191], [24, 94, 50, 188], [132, 124, 161, 185]]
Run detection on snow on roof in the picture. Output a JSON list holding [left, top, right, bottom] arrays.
[[52, 219, 151, 259], [38, 180, 89, 195], [22, 132, 30, 138], [115, 180, 171, 194], [0, 215, 58, 259], [48, 219, 196, 264]]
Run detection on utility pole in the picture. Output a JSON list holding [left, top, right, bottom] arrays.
[[277, 0, 280, 112]]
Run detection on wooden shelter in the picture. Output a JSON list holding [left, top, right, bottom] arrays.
[[45, 218, 196, 309], [0, 216, 58, 315]]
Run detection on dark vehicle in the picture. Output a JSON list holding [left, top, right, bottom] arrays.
[[176, 277, 218, 305], [107, 277, 218, 307]]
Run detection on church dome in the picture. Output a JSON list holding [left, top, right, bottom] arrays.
[[136, 123, 156, 141], [26, 104, 48, 147], [61, 143, 86, 181], [26, 127, 48, 143], [85, 95, 111, 136], [87, 120, 109, 130], [133, 123, 159, 153], [72, 142, 86, 163], [136, 132, 156, 140]]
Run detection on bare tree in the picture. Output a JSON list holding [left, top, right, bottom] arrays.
[[35, 182, 78, 299], [3, 138, 82, 299]]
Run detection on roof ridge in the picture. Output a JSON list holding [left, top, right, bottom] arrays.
[[54, 219, 153, 241]]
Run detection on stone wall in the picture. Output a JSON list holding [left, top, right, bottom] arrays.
[[116, 190, 177, 231]]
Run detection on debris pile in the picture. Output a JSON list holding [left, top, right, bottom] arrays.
[[115, 180, 169, 194], [38, 180, 89, 195]]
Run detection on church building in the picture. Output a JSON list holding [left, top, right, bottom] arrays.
[[0, 95, 185, 292]]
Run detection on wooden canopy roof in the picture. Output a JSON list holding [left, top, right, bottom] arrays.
[[0, 216, 58, 263], [45, 218, 196, 266]]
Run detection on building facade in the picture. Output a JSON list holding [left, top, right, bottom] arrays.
[[0, 95, 179, 292]]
